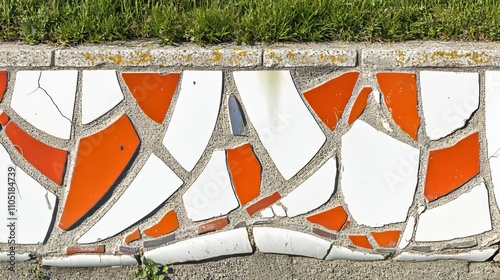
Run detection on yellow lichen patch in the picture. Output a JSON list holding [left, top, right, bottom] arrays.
[[330, 55, 346, 64], [286, 50, 296, 60], [395, 50, 491, 66], [229, 50, 248, 65], [268, 51, 283, 64], [211, 50, 223, 63], [83, 51, 153, 65]]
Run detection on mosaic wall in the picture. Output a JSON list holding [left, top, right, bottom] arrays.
[[0, 67, 499, 267]]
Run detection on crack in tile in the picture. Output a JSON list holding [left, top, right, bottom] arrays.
[[26, 71, 71, 123]]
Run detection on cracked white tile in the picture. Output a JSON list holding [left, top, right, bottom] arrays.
[[11, 70, 78, 139], [341, 120, 419, 227], [395, 248, 497, 262], [81, 70, 124, 124], [325, 245, 385, 261], [415, 182, 491, 242], [42, 255, 138, 267], [420, 71, 479, 140], [0, 144, 56, 244]]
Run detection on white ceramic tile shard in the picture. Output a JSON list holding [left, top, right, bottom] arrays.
[[182, 151, 239, 221], [253, 227, 331, 259], [0, 252, 31, 261], [395, 248, 498, 262], [341, 120, 419, 227], [485, 72, 500, 210], [42, 255, 138, 267], [372, 89, 381, 104], [415, 182, 491, 241], [78, 154, 183, 244], [163, 71, 222, 171], [420, 71, 479, 140], [0, 144, 56, 244], [260, 208, 274, 218], [11, 70, 78, 139], [272, 205, 287, 217], [398, 216, 416, 249], [81, 70, 124, 124], [324, 245, 385, 261], [233, 71, 326, 180], [280, 158, 337, 217], [486, 71, 500, 158], [144, 228, 252, 264]]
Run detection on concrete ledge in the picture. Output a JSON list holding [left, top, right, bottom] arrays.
[[362, 42, 500, 68], [0, 44, 53, 67], [55, 46, 262, 67], [263, 45, 357, 67]]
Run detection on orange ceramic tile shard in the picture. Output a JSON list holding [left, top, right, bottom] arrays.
[[122, 72, 180, 124], [304, 72, 359, 131], [376, 73, 420, 140], [306, 206, 348, 231], [5, 121, 68, 185], [424, 132, 480, 201], [143, 210, 179, 238], [227, 143, 262, 205], [58, 114, 140, 230]]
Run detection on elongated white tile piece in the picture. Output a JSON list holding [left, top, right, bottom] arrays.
[[415, 182, 491, 241], [398, 216, 415, 249], [280, 158, 337, 217], [182, 151, 239, 221], [420, 71, 479, 140], [144, 228, 252, 264], [485, 72, 500, 210], [341, 120, 419, 227], [325, 245, 384, 261], [395, 248, 497, 262], [0, 252, 31, 262], [163, 71, 222, 171], [233, 71, 326, 180], [81, 70, 124, 124], [42, 255, 138, 267], [253, 227, 330, 259], [78, 154, 183, 243], [486, 71, 500, 158], [11, 70, 78, 139], [0, 144, 56, 244]]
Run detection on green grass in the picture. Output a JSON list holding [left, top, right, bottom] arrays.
[[1, 0, 500, 45]]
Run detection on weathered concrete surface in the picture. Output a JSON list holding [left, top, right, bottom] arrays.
[[4, 253, 500, 279]]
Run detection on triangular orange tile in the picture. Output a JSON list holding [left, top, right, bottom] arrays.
[[0, 112, 10, 127], [371, 230, 401, 247], [349, 235, 373, 249], [58, 114, 140, 230], [5, 121, 68, 185], [304, 72, 359, 130], [424, 132, 480, 201], [376, 73, 420, 140], [306, 206, 347, 231], [226, 143, 261, 205], [143, 210, 179, 238], [122, 73, 180, 124], [124, 229, 141, 244], [348, 87, 372, 125], [0, 71, 6, 101]]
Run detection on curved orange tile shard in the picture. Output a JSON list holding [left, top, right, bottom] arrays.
[[5, 121, 67, 185], [306, 206, 348, 231], [0, 71, 6, 101], [376, 73, 420, 140], [122, 72, 180, 124], [349, 235, 373, 249], [304, 72, 359, 130], [125, 229, 141, 244], [424, 132, 480, 201], [58, 114, 140, 230], [0, 112, 10, 127], [348, 87, 372, 125], [371, 230, 401, 248], [143, 210, 179, 238], [226, 143, 261, 205]]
